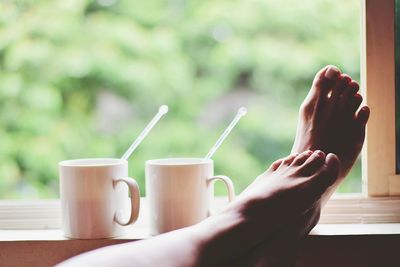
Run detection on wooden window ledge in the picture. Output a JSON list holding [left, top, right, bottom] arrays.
[[1, 223, 400, 242], [1, 224, 400, 267]]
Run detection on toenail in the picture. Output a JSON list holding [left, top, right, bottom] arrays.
[[325, 67, 340, 80], [340, 75, 352, 85], [354, 93, 363, 101], [349, 82, 359, 94], [350, 81, 359, 88], [315, 150, 325, 157]]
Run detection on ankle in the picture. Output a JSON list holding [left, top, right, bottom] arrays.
[[192, 209, 256, 266]]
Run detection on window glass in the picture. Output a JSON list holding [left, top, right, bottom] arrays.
[[0, 0, 360, 198]]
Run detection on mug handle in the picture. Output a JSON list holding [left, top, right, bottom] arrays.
[[113, 177, 140, 226], [207, 175, 235, 216]]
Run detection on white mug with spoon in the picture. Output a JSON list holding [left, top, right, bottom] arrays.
[[59, 105, 169, 239], [146, 107, 246, 235]]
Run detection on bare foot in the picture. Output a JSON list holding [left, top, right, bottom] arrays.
[[292, 65, 370, 183], [230, 66, 370, 267], [222, 150, 338, 267], [231, 150, 339, 240]]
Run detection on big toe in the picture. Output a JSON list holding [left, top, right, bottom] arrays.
[[303, 65, 341, 112], [313, 153, 341, 189], [313, 65, 340, 94], [296, 153, 340, 208]]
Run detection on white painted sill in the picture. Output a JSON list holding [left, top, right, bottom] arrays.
[[1, 194, 400, 242]]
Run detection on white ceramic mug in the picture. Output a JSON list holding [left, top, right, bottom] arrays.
[[146, 158, 235, 235], [59, 158, 140, 239]]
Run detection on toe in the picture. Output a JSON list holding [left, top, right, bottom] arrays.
[[331, 74, 352, 101], [306, 65, 341, 107], [281, 153, 299, 166], [310, 153, 340, 190], [291, 150, 313, 166], [349, 93, 363, 114], [343, 80, 359, 98], [316, 65, 341, 95], [299, 150, 326, 176], [356, 106, 370, 125], [269, 159, 284, 172], [324, 65, 341, 81], [313, 65, 340, 89]]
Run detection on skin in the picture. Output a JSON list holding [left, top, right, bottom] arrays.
[[234, 65, 370, 267], [59, 151, 340, 267], [59, 65, 370, 267], [292, 65, 370, 191]]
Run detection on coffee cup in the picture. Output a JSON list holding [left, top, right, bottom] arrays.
[[59, 158, 140, 239], [145, 158, 235, 235]]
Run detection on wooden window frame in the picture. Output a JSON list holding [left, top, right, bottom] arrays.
[[361, 0, 400, 196]]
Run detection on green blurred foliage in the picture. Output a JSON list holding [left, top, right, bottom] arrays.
[[0, 0, 361, 198]]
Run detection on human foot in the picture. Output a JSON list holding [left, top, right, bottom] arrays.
[[215, 150, 339, 267], [231, 150, 339, 239], [292, 65, 370, 183], [230, 152, 328, 267]]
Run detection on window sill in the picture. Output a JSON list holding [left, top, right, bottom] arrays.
[[1, 223, 400, 242], [2, 194, 400, 230], [2, 224, 400, 267], [2, 193, 400, 242], [2, 194, 400, 266]]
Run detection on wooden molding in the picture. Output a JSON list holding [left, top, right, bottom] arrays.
[[2, 197, 400, 231], [320, 194, 400, 224], [389, 175, 400, 195], [361, 0, 397, 196]]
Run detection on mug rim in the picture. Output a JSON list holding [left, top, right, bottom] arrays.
[[146, 157, 213, 166], [59, 158, 127, 167]]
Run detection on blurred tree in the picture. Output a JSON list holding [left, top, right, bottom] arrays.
[[0, 0, 360, 198]]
